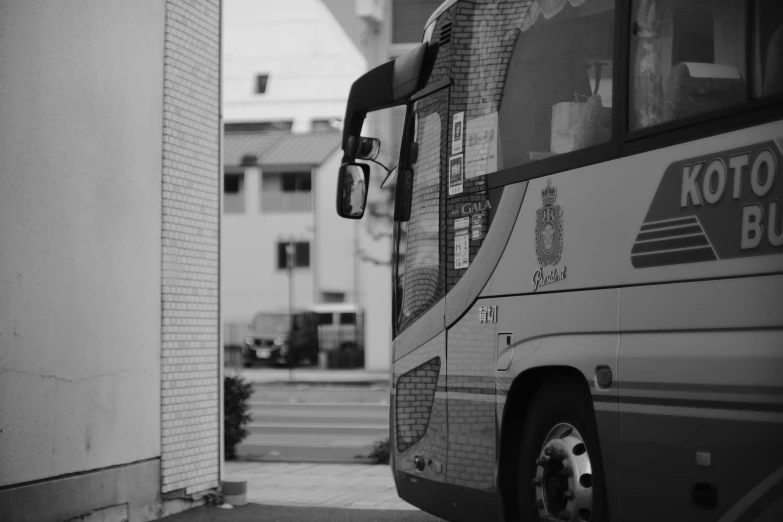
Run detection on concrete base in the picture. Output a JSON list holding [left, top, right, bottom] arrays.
[[0, 459, 163, 522]]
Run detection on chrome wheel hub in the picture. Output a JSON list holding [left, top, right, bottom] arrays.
[[532, 423, 593, 521]]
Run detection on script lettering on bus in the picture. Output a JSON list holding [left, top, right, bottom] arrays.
[[532, 266, 567, 292]]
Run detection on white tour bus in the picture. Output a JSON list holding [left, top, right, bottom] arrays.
[[336, 1, 783, 521]]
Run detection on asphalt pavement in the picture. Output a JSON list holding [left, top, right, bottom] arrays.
[[161, 504, 443, 522], [236, 383, 390, 462]]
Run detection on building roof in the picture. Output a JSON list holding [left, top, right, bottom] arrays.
[[224, 131, 342, 168], [224, 131, 287, 166], [260, 132, 342, 167]]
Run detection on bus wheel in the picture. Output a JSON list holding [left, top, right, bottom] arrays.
[[516, 378, 606, 522]]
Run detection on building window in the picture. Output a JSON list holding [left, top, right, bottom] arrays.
[[339, 313, 357, 325], [280, 172, 312, 193], [262, 171, 312, 212], [255, 74, 269, 94], [224, 172, 245, 213], [321, 292, 346, 303], [277, 241, 310, 269], [316, 312, 334, 325]]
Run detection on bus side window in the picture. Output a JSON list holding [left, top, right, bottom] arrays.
[[755, 0, 783, 97], [497, 0, 616, 167], [630, 0, 750, 130]]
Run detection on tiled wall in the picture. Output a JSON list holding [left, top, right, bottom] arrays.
[[396, 357, 441, 451], [160, 0, 222, 495]]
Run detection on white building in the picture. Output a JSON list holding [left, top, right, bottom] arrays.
[[1, 1, 222, 520], [223, 0, 367, 132], [222, 0, 394, 370], [221, 131, 353, 327]]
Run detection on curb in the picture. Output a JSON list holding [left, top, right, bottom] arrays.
[[231, 455, 380, 465], [244, 380, 390, 387]]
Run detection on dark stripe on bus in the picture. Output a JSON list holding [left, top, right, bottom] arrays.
[[642, 216, 698, 232], [631, 234, 710, 255], [639, 216, 698, 231], [636, 224, 702, 242], [631, 246, 716, 268], [618, 395, 783, 414], [619, 381, 783, 396]]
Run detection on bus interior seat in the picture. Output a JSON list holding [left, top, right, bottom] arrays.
[[663, 61, 745, 122], [763, 25, 783, 96]]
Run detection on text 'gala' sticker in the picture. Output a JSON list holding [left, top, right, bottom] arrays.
[[449, 154, 464, 196], [455, 230, 470, 270], [452, 112, 464, 155]]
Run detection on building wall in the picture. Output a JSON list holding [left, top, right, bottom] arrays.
[[222, 166, 318, 326], [0, 0, 164, 489], [160, 0, 222, 496], [315, 151, 357, 302], [0, 1, 222, 519], [222, 0, 367, 131]]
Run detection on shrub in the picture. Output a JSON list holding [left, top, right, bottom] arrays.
[[224, 374, 253, 460], [366, 436, 390, 464]]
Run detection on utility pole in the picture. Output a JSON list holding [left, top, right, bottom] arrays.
[[286, 240, 295, 381]]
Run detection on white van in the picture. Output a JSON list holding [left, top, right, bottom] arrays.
[[312, 303, 365, 368]]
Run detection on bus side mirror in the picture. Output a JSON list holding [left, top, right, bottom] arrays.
[[336, 162, 370, 219]]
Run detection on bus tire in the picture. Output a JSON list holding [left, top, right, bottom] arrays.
[[515, 377, 607, 522]]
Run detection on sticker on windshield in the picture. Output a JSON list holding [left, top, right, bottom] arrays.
[[449, 154, 464, 196], [472, 214, 482, 240], [465, 112, 498, 179], [452, 112, 464, 155], [455, 229, 470, 269]]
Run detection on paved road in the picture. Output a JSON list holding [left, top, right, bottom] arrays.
[[163, 504, 444, 522], [236, 384, 391, 462]]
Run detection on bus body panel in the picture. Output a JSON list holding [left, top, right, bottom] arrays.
[[391, 331, 449, 518], [488, 289, 621, 519], [617, 275, 783, 521], [481, 121, 783, 300], [363, 1, 783, 519]]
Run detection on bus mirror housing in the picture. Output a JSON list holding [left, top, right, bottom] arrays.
[[341, 43, 429, 157], [336, 162, 370, 219]]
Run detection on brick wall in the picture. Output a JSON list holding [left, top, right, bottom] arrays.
[[395, 357, 441, 451], [447, 315, 498, 491], [160, 0, 221, 495], [392, 334, 448, 483]]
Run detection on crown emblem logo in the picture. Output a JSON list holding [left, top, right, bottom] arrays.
[[535, 179, 563, 267], [541, 179, 557, 206]]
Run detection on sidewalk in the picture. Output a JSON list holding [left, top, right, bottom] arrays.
[[224, 461, 415, 510], [228, 367, 391, 386]]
